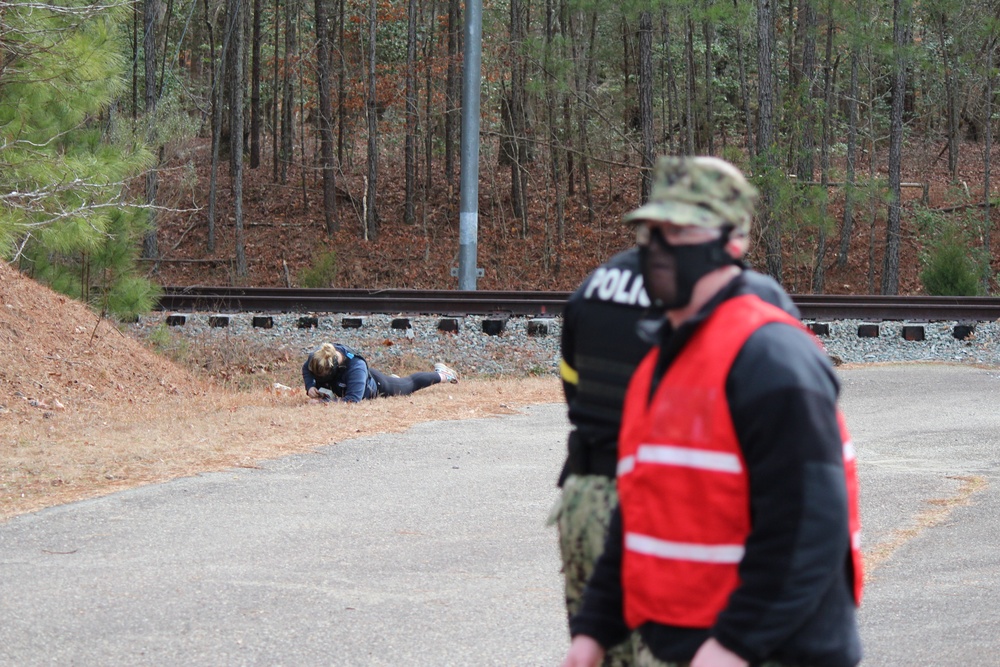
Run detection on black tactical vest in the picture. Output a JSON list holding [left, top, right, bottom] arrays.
[[561, 248, 657, 479]]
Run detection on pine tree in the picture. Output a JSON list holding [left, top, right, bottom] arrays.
[[0, 0, 158, 318]]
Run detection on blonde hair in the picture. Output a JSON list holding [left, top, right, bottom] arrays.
[[309, 343, 340, 377]]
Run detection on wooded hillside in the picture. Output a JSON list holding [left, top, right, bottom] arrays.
[[2, 0, 999, 305]]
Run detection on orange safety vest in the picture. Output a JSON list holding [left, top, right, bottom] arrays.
[[617, 294, 863, 630]]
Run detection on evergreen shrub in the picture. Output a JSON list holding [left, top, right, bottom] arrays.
[[919, 240, 984, 296], [914, 206, 988, 296], [299, 249, 338, 287]]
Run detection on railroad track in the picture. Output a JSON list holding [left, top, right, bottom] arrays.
[[789, 295, 1000, 321], [158, 288, 571, 316], [157, 287, 1000, 322]]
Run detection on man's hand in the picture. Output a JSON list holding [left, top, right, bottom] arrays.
[[307, 387, 319, 398], [690, 638, 748, 667], [561, 635, 605, 667]]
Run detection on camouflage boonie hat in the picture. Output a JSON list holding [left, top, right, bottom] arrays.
[[624, 156, 758, 233]]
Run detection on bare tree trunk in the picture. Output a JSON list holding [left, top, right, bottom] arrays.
[[157, 0, 175, 103], [571, 8, 597, 223], [866, 44, 878, 294], [132, 3, 139, 119], [583, 10, 598, 217], [757, 0, 782, 281], [662, 10, 679, 154], [298, 54, 308, 210], [937, 13, 959, 182], [335, 0, 345, 166], [984, 39, 994, 293], [250, 0, 262, 169], [638, 10, 654, 200], [445, 0, 461, 188], [561, 0, 574, 198], [734, 0, 754, 152], [545, 0, 564, 251], [315, 0, 338, 233], [811, 1, 835, 293], [881, 0, 910, 295], [271, 0, 280, 181], [404, 0, 418, 226], [796, 0, 817, 180], [364, 0, 378, 240], [837, 45, 860, 269], [243, 0, 252, 164], [684, 15, 695, 154], [205, 0, 223, 252], [142, 0, 159, 261], [703, 17, 715, 154], [658, 11, 670, 153], [621, 15, 635, 118], [228, 0, 247, 278], [280, 0, 296, 185], [423, 0, 436, 193], [564, 3, 587, 197], [507, 0, 529, 235]]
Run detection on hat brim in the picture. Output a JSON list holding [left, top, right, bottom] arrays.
[[622, 200, 726, 228]]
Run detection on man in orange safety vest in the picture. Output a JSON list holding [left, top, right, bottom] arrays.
[[562, 156, 863, 667]]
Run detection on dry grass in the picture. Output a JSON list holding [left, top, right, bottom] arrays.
[[2, 376, 561, 522]]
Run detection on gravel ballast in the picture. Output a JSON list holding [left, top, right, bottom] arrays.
[[814, 319, 1000, 366], [129, 311, 1000, 381], [130, 313, 567, 379]]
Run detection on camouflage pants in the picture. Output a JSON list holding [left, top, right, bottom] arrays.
[[548, 473, 636, 667], [635, 637, 803, 667]]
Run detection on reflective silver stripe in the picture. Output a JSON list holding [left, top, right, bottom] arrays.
[[843, 440, 857, 462], [625, 532, 745, 563], [851, 530, 862, 550], [617, 455, 636, 477], [636, 444, 743, 473]]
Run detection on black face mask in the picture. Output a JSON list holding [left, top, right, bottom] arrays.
[[639, 227, 736, 310]]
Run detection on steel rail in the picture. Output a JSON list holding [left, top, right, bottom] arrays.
[[157, 287, 1000, 321], [792, 295, 1000, 321]]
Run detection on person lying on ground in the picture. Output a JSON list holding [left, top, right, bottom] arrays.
[[302, 342, 458, 403]]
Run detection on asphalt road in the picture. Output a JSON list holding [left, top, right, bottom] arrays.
[[2, 363, 999, 666], [840, 364, 1000, 666]]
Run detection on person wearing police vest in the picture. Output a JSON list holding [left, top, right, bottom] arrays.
[[562, 156, 863, 667], [552, 246, 652, 667], [303, 342, 458, 402]]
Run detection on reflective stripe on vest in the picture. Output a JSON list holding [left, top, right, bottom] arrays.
[[619, 444, 744, 476], [625, 532, 745, 563], [844, 439, 857, 462]]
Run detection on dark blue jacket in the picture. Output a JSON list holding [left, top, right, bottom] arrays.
[[302, 344, 378, 402]]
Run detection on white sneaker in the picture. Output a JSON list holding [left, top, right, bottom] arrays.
[[434, 362, 459, 384]]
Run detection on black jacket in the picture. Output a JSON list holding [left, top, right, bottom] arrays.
[[570, 274, 861, 667]]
